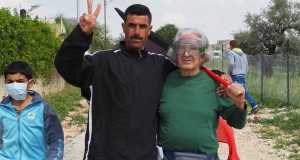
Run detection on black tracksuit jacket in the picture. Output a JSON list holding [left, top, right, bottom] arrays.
[[54, 25, 177, 160]]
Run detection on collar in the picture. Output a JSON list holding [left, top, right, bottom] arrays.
[[1, 90, 41, 105], [119, 41, 148, 59], [232, 47, 243, 52]]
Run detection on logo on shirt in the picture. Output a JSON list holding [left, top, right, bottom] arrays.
[[28, 112, 35, 120]]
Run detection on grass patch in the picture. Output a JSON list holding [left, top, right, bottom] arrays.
[[289, 154, 300, 160], [259, 112, 300, 158], [245, 88, 291, 109], [44, 84, 82, 120], [250, 92, 299, 110], [259, 128, 281, 140], [70, 114, 87, 125], [261, 112, 300, 134]]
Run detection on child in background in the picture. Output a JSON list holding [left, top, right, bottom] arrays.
[[0, 61, 64, 160]]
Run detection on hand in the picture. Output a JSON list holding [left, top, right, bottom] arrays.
[[226, 83, 245, 110], [79, 0, 101, 35], [216, 74, 233, 96]]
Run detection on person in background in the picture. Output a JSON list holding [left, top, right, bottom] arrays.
[[0, 61, 64, 160], [55, 1, 232, 159], [228, 40, 260, 114], [158, 28, 247, 160]]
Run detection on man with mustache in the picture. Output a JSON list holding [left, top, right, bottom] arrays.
[[54, 1, 230, 159]]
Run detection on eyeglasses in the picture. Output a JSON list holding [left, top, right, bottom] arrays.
[[176, 44, 205, 56], [173, 39, 206, 56]]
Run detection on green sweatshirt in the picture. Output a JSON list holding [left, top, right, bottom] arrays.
[[158, 69, 247, 155]]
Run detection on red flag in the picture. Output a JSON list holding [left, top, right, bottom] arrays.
[[216, 117, 240, 160], [201, 66, 229, 87]]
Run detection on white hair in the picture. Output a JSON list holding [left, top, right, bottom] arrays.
[[167, 28, 212, 64]]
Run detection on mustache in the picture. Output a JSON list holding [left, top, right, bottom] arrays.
[[130, 35, 143, 40]]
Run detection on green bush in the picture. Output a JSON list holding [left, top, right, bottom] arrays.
[[0, 8, 61, 81], [44, 84, 82, 120]]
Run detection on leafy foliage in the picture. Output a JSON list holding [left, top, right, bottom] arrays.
[[155, 23, 179, 45], [55, 15, 77, 39], [282, 33, 300, 55], [91, 23, 114, 52], [0, 8, 61, 81], [45, 84, 82, 120], [234, 0, 300, 55], [112, 33, 125, 49], [234, 31, 262, 55]]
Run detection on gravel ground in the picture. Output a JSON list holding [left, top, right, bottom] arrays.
[[64, 131, 86, 160], [218, 118, 283, 160], [63, 110, 288, 160]]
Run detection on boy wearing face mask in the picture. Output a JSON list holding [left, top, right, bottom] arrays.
[[0, 61, 64, 160]]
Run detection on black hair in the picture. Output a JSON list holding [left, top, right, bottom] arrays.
[[124, 4, 152, 24], [4, 61, 33, 80], [230, 40, 238, 48]]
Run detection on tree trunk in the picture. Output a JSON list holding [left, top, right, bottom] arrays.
[[263, 45, 276, 77]]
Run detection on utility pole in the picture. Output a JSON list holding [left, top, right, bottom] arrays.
[[77, 0, 79, 22], [28, 5, 40, 15], [104, 0, 107, 49]]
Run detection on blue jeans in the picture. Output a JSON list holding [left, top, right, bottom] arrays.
[[231, 75, 257, 108]]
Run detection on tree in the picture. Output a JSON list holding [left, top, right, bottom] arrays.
[[282, 29, 300, 55], [112, 33, 125, 48], [155, 23, 179, 45], [56, 15, 115, 53], [0, 8, 61, 81], [55, 15, 77, 39], [234, 31, 262, 55], [244, 0, 300, 55], [91, 23, 114, 52], [234, 0, 300, 77]]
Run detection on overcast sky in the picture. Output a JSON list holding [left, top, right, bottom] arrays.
[[1, 0, 296, 44]]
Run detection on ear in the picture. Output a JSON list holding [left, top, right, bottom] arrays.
[[148, 25, 153, 36], [122, 23, 126, 34], [27, 79, 35, 89]]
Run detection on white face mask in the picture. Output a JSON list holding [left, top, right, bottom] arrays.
[[5, 80, 30, 101]]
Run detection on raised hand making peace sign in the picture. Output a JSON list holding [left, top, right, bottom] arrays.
[[79, 0, 101, 35]]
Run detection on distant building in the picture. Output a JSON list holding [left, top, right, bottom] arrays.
[[210, 40, 231, 53], [38, 18, 66, 36]]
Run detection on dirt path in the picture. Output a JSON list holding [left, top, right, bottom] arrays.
[[218, 114, 284, 160], [64, 130, 86, 160]]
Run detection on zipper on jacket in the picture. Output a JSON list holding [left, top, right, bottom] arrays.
[[17, 110, 23, 160], [138, 50, 142, 58], [133, 55, 141, 152]]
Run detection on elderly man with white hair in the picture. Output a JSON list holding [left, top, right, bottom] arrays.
[[157, 28, 247, 160]]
